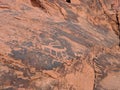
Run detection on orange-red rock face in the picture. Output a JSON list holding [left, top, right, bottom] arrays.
[[0, 0, 120, 90]]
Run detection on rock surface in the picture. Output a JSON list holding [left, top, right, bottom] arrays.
[[0, 0, 120, 90]]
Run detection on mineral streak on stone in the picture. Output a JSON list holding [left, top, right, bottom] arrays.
[[0, 0, 120, 90]]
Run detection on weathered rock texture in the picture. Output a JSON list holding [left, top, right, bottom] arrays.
[[0, 0, 120, 90]]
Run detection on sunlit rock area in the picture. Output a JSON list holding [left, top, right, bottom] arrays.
[[0, 0, 120, 90]]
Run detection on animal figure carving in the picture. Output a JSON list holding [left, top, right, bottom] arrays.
[[41, 44, 67, 59]]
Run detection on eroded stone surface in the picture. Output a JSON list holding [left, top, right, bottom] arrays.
[[0, 0, 120, 90]]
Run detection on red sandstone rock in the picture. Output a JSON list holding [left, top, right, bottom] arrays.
[[0, 0, 120, 90]]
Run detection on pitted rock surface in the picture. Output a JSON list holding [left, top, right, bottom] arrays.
[[0, 0, 120, 90]]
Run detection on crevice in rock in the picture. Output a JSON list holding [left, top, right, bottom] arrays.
[[30, 0, 45, 10], [93, 58, 97, 90], [115, 10, 120, 47], [66, 0, 71, 3]]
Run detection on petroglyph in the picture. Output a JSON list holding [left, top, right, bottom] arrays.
[[41, 44, 67, 59]]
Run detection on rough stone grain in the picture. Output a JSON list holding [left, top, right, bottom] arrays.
[[0, 0, 120, 90]]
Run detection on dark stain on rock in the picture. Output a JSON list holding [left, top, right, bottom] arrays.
[[65, 9, 78, 22], [22, 41, 33, 47], [13, 78, 29, 88], [10, 49, 63, 70]]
